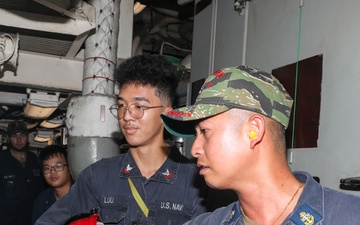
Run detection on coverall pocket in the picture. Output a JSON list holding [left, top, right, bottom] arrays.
[[99, 205, 127, 224], [151, 201, 193, 225]]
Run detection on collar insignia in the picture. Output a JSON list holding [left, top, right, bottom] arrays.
[[290, 203, 322, 225], [228, 203, 240, 224], [123, 164, 133, 174], [162, 169, 173, 179]]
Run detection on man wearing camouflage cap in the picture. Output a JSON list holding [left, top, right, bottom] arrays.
[[161, 65, 360, 225]]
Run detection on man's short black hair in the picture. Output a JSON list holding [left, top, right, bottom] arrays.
[[39, 145, 68, 164], [116, 55, 180, 105]]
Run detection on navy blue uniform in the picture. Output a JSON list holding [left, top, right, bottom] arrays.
[[36, 146, 208, 225], [184, 171, 360, 225], [31, 188, 56, 225], [0, 149, 45, 225]]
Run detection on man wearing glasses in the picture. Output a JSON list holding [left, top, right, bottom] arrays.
[[36, 55, 208, 225], [32, 145, 72, 224]]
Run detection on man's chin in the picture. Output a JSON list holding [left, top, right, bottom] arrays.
[[11, 146, 27, 152]]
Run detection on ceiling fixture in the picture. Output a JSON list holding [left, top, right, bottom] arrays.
[[23, 89, 60, 119], [40, 117, 64, 129], [134, 1, 146, 15], [26, 121, 40, 130], [34, 129, 54, 143]]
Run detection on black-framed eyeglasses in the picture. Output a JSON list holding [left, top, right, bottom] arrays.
[[109, 103, 165, 120], [43, 163, 67, 174]]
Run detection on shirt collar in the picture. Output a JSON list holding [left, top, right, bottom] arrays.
[[119, 145, 182, 184], [289, 171, 323, 224]]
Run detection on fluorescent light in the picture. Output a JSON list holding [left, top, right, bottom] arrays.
[[24, 103, 57, 119], [34, 129, 54, 143], [26, 121, 39, 129], [40, 120, 63, 129], [23, 89, 60, 119], [40, 115, 65, 129], [134, 2, 146, 15], [34, 135, 52, 142]]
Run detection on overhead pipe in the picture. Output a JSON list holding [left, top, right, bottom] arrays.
[[242, 1, 249, 65], [66, 0, 122, 180]]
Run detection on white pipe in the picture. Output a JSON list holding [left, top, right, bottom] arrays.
[[82, 0, 119, 95], [242, 1, 249, 65], [209, 0, 218, 73]]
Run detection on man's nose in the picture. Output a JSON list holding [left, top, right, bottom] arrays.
[[122, 108, 133, 121], [191, 137, 204, 158], [15, 135, 22, 141]]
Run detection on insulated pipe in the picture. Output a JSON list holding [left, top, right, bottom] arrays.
[[82, 0, 119, 96], [66, 95, 122, 179], [66, 0, 122, 180]]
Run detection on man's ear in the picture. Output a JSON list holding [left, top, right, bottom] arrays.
[[248, 114, 265, 149], [161, 107, 172, 125]]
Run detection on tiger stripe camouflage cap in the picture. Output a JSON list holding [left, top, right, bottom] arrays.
[[161, 65, 293, 137]]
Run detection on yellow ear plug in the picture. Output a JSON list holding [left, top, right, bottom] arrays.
[[249, 131, 258, 139]]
